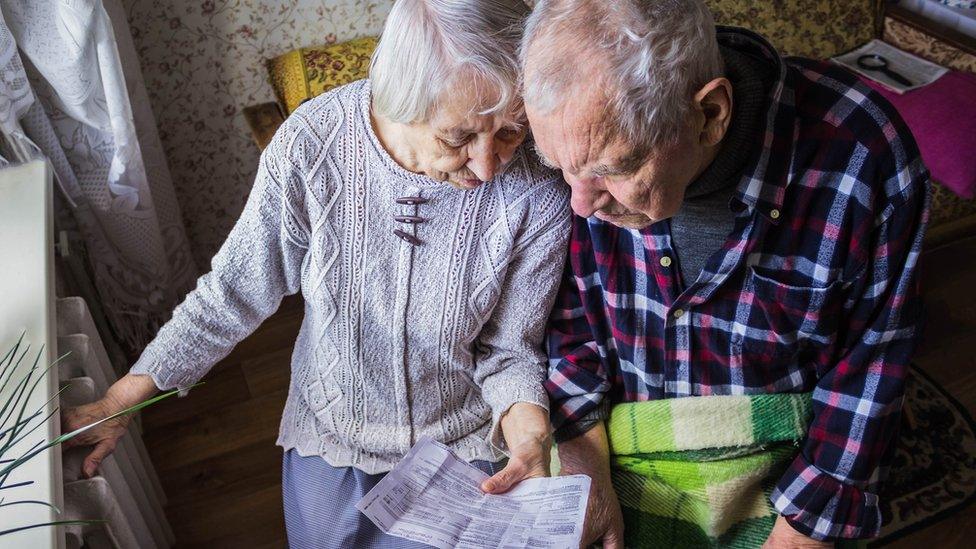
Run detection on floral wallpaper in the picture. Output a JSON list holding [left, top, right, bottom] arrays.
[[119, 0, 394, 266]]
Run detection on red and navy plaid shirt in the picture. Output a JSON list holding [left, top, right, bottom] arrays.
[[545, 29, 930, 541]]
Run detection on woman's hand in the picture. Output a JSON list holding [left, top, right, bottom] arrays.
[[60, 373, 158, 478], [480, 402, 552, 494]]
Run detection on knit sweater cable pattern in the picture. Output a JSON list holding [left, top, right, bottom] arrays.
[[130, 80, 571, 473]]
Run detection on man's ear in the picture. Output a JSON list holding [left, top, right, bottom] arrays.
[[692, 77, 733, 147]]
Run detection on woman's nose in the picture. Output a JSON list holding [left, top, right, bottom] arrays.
[[467, 139, 500, 182]]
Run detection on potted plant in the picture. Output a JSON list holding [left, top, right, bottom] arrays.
[[0, 333, 187, 538]]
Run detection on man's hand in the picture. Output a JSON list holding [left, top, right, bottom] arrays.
[[481, 402, 551, 493], [558, 423, 625, 549], [762, 515, 832, 549]]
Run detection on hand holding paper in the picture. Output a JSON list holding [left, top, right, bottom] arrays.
[[357, 437, 590, 548]]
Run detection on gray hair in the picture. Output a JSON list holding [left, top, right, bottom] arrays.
[[522, 0, 724, 150], [370, 0, 530, 124]]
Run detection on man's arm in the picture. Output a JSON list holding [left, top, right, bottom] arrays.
[[769, 160, 930, 542], [558, 422, 625, 549], [545, 229, 614, 441], [545, 219, 623, 546]]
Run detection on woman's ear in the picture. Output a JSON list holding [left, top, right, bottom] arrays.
[[692, 77, 733, 147]]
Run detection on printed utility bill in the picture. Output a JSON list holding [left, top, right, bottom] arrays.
[[357, 437, 590, 549]]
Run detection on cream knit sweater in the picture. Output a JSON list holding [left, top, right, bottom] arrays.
[[130, 80, 571, 473]]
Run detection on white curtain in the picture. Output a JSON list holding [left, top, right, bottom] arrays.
[[0, 0, 197, 352]]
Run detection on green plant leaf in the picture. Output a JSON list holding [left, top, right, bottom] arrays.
[[0, 498, 61, 513], [0, 519, 106, 537], [0, 383, 201, 478]]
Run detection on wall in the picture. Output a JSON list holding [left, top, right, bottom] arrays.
[[120, 0, 394, 267]]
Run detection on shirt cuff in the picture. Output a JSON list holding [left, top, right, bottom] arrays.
[[770, 454, 881, 541], [553, 400, 610, 443]]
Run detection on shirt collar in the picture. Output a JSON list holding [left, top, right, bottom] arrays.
[[717, 26, 796, 225]]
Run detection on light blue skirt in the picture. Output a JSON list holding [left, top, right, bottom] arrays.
[[282, 448, 504, 548]]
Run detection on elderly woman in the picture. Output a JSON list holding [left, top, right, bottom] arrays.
[[62, 0, 570, 546]]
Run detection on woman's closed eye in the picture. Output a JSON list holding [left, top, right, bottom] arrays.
[[438, 134, 473, 149]]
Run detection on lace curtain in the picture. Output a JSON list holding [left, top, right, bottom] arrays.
[[0, 0, 196, 352]]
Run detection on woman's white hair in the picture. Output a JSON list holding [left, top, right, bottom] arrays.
[[522, 0, 724, 151], [370, 0, 530, 125]]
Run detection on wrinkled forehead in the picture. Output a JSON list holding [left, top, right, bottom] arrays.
[[526, 88, 625, 169]]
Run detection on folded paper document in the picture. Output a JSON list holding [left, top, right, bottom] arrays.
[[357, 437, 590, 548]]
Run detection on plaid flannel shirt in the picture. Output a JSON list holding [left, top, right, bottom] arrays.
[[545, 28, 930, 541]]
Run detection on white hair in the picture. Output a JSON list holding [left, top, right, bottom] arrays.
[[370, 0, 530, 125], [522, 0, 724, 151]]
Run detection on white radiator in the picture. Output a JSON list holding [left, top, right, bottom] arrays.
[[0, 159, 173, 548]]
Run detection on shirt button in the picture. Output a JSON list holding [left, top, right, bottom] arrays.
[[660, 256, 672, 268], [769, 208, 780, 219], [673, 308, 685, 319]]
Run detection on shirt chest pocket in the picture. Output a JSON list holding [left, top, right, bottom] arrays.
[[733, 266, 849, 359]]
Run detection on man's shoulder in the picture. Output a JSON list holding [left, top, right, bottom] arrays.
[[786, 58, 913, 155], [783, 58, 927, 216]]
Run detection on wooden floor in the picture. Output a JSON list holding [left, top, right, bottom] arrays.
[[140, 238, 976, 548], [141, 295, 303, 549]]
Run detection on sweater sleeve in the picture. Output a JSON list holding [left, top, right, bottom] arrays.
[[129, 117, 311, 395], [473, 177, 572, 453]]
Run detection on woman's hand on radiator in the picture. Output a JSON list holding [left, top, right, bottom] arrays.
[[60, 373, 159, 478]]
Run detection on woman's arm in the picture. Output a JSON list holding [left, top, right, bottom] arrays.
[[61, 112, 318, 476], [127, 116, 312, 394], [475, 179, 572, 492]]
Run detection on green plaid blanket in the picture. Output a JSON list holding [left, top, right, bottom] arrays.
[[607, 393, 813, 548]]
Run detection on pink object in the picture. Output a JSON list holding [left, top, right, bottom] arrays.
[[861, 70, 976, 199]]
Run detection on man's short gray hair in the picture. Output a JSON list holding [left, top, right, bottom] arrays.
[[370, 0, 530, 125], [522, 0, 724, 150]]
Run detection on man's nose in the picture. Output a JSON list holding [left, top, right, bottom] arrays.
[[564, 173, 604, 218], [468, 139, 499, 182]]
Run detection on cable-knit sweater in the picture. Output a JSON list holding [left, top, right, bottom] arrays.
[[130, 80, 571, 473]]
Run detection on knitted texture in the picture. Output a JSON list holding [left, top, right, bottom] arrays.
[[607, 393, 813, 548], [131, 79, 571, 473]]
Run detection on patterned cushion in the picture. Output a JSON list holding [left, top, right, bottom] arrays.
[[706, 0, 882, 58], [266, 36, 377, 115]]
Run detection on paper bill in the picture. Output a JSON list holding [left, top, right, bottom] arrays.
[[832, 39, 949, 94], [356, 437, 590, 549]]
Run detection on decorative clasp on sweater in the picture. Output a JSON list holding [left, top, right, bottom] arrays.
[[395, 196, 427, 246], [393, 229, 422, 245], [394, 215, 425, 224], [395, 196, 428, 205]]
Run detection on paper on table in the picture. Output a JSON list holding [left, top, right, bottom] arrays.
[[356, 437, 590, 549], [831, 39, 948, 94]]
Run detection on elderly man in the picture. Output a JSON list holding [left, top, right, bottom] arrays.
[[523, 0, 929, 547]]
